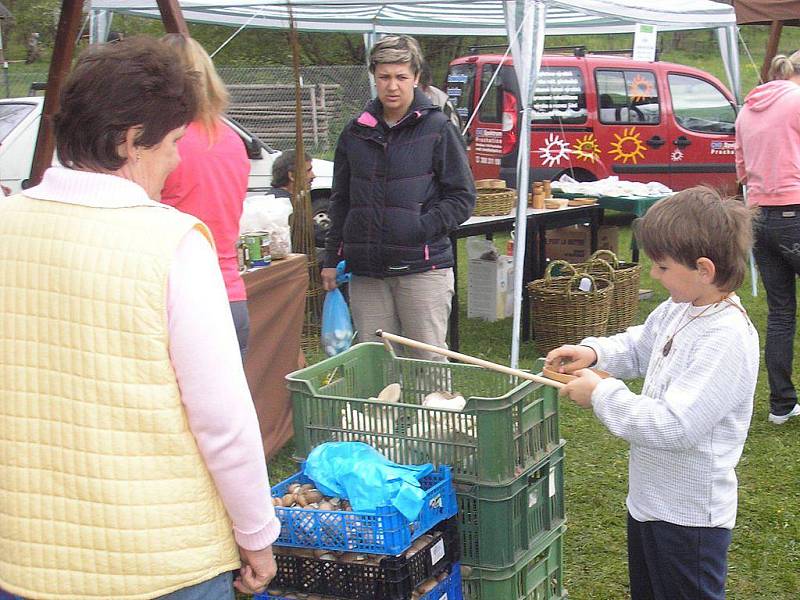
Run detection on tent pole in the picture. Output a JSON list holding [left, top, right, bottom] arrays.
[[760, 20, 783, 84], [27, 0, 83, 189], [363, 29, 378, 97], [156, 0, 189, 35]]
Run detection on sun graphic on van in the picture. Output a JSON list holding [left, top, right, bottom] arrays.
[[628, 74, 655, 103], [573, 134, 601, 163], [537, 133, 571, 167], [609, 127, 647, 164]]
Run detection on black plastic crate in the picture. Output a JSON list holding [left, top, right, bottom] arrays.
[[271, 517, 460, 600]]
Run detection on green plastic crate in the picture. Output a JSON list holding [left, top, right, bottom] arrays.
[[463, 526, 566, 600], [458, 442, 565, 569], [287, 343, 560, 485]]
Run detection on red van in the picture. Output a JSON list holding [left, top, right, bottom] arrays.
[[446, 47, 738, 193]]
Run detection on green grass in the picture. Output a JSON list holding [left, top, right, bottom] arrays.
[[257, 213, 800, 600]]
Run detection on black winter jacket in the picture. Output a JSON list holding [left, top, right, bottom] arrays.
[[323, 89, 475, 277]]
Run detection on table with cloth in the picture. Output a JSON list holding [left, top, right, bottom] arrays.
[[242, 253, 308, 460]]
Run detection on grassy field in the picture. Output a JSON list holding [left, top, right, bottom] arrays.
[[260, 212, 800, 600]]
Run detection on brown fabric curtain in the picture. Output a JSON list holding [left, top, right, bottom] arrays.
[[243, 253, 308, 460], [729, 0, 800, 25]]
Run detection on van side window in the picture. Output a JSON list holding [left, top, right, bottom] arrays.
[[446, 64, 476, 124], [479, 64, 503, 123], [533, 67, 587, 124], [596, 70, 660, 125], [668, 74, 736, 135]]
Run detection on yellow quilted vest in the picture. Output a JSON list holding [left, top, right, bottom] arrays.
[[0, 194, 240, 599]]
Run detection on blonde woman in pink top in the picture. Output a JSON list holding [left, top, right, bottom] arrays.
[[161, 34, 252, 358], [735, 51, 800, 424]]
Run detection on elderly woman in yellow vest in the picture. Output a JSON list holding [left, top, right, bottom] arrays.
[[0, 37, 279, 600]]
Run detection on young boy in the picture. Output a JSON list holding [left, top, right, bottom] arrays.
[[545, 186, 759, 600]]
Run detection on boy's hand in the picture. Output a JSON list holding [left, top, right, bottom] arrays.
[[545, 345, 597, 373], [559, 368, 602, 408]]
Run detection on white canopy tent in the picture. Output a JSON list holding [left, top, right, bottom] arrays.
[[91, 0, 741, 367]]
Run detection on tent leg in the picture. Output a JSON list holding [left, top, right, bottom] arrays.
[[760, 20, 783, 84]]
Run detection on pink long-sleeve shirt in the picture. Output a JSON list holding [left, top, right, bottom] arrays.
[[162, 120, 250, 302], [735, 79, 800, 206], [25, 167, 280, 551]]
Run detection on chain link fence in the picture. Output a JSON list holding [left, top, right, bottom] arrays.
[[0, 71, 48, 98], [219, 65, 371, 156], [0, 65, 371, 158]]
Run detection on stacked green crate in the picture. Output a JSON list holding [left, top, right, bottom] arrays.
[[287, 342, 567, 599]]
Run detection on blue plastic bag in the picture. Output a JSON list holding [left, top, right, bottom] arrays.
[[321, 287, 353, 357], [303, 442, 434, 521]]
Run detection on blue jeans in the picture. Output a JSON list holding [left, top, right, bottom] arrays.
[[155, 571, 235, 600], [627, 513, 731, 600], [753, 206, 800, 416], [1, 572, 234, 600]]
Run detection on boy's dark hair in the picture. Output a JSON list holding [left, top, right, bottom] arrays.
[[271, 149, 312, 189], [54, 36, 198, 171], [633, 186, 754, 291]]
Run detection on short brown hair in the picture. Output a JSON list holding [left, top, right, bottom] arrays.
[[633, 186, 754, 291], [54, 36, 198, 171], [369, 35, 423, 75], [272, 149, 312, 189]]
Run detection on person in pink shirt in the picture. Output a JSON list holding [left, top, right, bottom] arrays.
[[735, 51, 800, 425], [161, 34, 252, 358]]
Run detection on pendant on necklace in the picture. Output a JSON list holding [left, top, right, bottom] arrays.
[[662, 338, 673, 357]]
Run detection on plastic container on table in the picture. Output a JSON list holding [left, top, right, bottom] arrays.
[[287, 343, 560, 486]]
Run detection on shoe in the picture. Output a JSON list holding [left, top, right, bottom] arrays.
[[768, 403, 800, 425]]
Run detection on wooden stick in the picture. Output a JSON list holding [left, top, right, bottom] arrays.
[[375, 330, 565, 390]]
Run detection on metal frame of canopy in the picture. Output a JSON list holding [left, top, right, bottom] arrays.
[[41, 0, 742, 366]]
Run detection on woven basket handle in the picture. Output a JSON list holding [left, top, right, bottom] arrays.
[[587, 257, 616, 282], [545, 260, 577, 282], [566, 272, 596, 298], [589, 249, 620, 268]]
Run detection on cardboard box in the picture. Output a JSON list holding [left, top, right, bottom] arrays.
[[545, 225, 619, 263], [467, 256, 514, 321]]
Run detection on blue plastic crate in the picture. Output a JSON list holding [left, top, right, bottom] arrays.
[[255, 560, 463, 600], [271, 465, 458, 555], [417, 561, 463, 600]]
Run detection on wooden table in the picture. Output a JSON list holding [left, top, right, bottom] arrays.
[[242, 253, 308, 460]]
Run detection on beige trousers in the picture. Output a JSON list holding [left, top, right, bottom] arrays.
[[349, 268, 454, 361]]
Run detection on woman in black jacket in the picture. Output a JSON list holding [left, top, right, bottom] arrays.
[[321, 35, 475, 360]]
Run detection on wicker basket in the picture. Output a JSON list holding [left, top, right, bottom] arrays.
[[527, 260, 613, 356], [579, 250, 641, 335], [474, 188, 516, 216]]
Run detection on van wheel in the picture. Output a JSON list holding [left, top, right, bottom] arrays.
[[312, 195, 331, 248]]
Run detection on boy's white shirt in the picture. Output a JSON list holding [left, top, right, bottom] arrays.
[[582, 294, 759, 529]]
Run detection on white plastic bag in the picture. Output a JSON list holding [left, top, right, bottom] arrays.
[[239, 194, 293, 259]]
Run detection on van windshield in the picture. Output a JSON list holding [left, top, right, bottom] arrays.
[[446, 64, 476, 123], [0, 103, 36, 144], [532, 67, 587, 125]]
